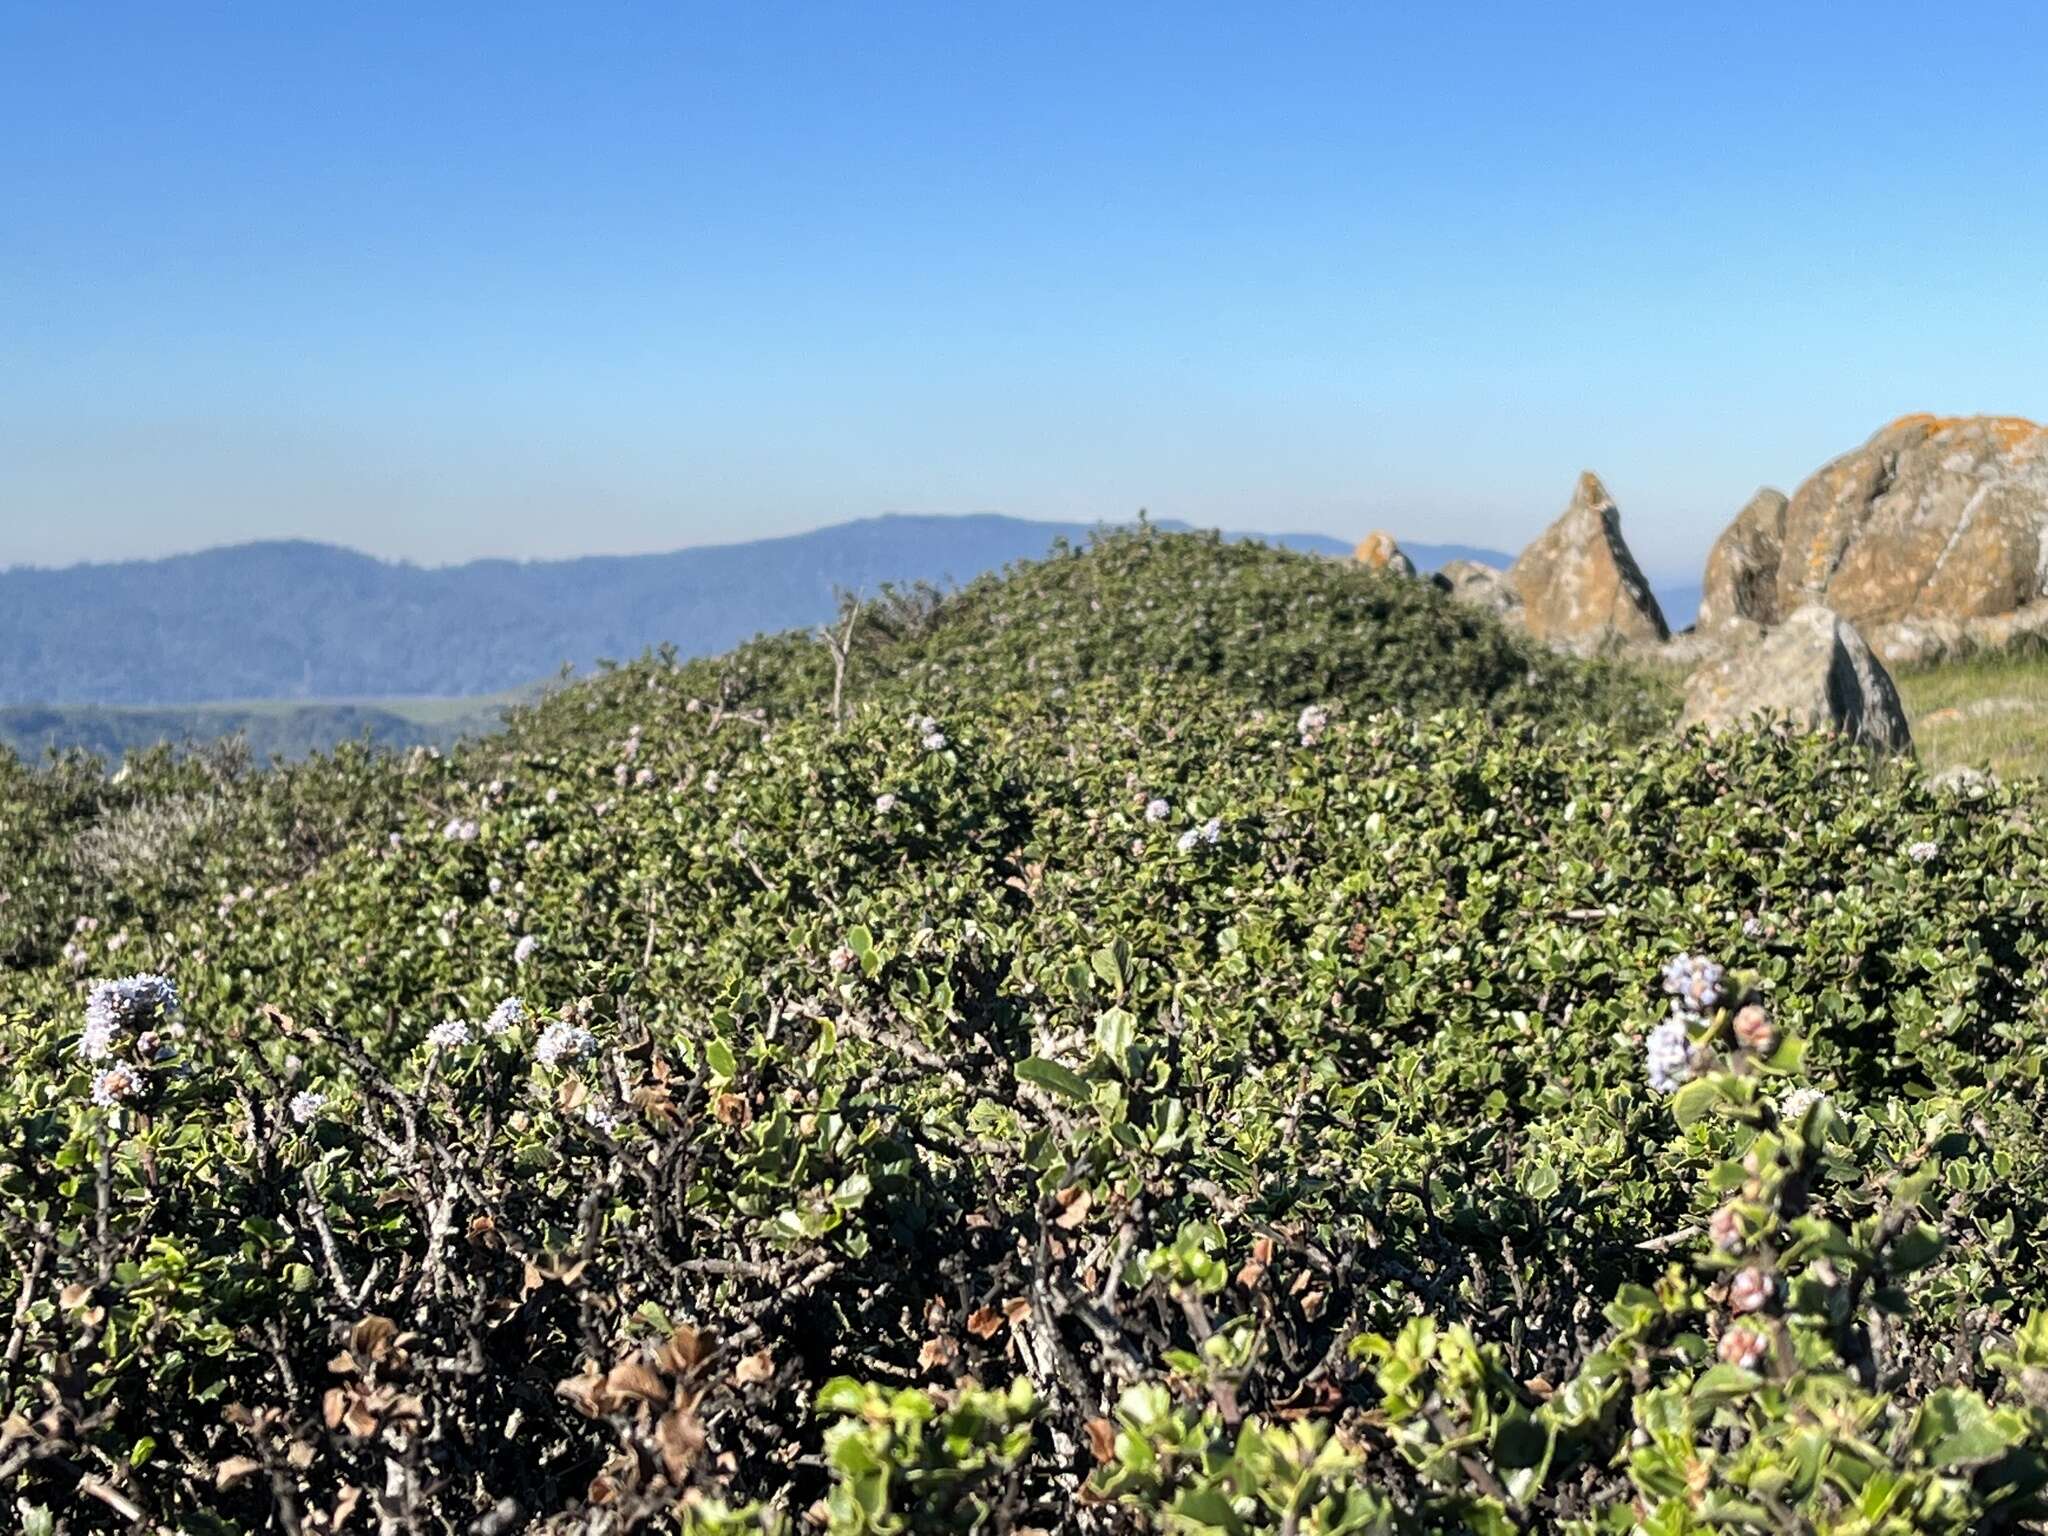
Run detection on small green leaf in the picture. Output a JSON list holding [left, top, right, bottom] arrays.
[[1016, 1057, 1090, 1101]]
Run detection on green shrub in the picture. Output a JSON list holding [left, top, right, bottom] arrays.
[[3, 533, 2043, 1532]]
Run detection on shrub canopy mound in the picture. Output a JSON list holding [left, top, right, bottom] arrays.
[[4, 531, 2048, 1535]]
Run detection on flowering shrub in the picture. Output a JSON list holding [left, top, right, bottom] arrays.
[[2, 532, 2045, 1531]]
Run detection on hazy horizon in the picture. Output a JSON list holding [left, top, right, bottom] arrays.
[[0, 509, 1499, 577], [5, 3, 2044, 577]]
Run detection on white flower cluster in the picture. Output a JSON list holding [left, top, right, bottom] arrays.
[[1778, 1086, 1825, 1121], [80, 973, 178, 1062], [1644, 1015, 1695, 1094], [514, 934, 540, 967], [535, 1020, 597, 1066], [1176, 818, 1224, 853], [874, 792, 897, 815], [1144, 797, 1171, 822], [913, 713, 946, 751], [441, 817, 481, 843], [1297, 703, 1330, 747], [483, 996, 526, 1036], [288, 1089, 328, 1125], [1661, 953, 1725, 1014], [1907, 840, 1939, 864], [426, 1018, 473, 1050]]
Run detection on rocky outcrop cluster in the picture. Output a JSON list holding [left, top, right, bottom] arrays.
[[1361, 412, 2047, 755]]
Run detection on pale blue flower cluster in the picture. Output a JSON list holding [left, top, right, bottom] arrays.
[[1661, 953, 1724, 1015], [483, 996, 526, 1037], [536, 1019, 597, 1066], [80, 973, 178, 1062], [426, 1019, 473, 1050], [1648, 952, 1729, 1093], [1644, 1015, 1695, 1094]]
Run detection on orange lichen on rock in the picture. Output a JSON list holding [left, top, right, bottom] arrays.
[[1882, 413, 2043, 453], [1351, 531, 1416, 576]]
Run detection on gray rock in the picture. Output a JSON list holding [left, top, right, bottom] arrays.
[[1434, 559, 1522, 619], [1866, 614, 1967, 668], [1679, 605, 1912, 754], [1655, 622, 1755, 669], [1698, 488, 1788, 630], [1930, 764, 1998, 797]]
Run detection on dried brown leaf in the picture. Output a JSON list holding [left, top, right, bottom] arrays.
[[657, 1325, 710, 1376], [965, 1307, 1006, 1339], [605, 1359, 670, 1408], [557, 1370, 607, 1418], [1083, 1417, 1117, 1463], [654, 1406, 706, 1481], [216, 1456, 263, 1490], [347, 1316, 398, 1361]]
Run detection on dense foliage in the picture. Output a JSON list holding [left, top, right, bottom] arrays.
[[3, 531, 2044, 1534]]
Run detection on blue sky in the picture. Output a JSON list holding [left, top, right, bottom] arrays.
[[3, 2, 2044, 581]]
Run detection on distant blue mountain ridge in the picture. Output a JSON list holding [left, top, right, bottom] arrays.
[[0, 514, 1533, 708]]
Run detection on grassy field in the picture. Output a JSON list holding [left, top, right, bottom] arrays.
[[1895, 648, 2048, 781]]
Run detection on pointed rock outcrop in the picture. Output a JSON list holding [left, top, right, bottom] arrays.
[[1507, 472, 1669, 653], [1698, 487, 1789, 631], [1679, 605, 1911, 754], [1351, 531, 1417, 577]]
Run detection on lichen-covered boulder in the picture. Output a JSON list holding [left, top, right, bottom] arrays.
[[1351, 530, 1417, 577], [1698, 488, 1789, 630], [1680, 605, 1911, 754], [1508, 472, 1669, 652], [1767, 415, 2048, 628]]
